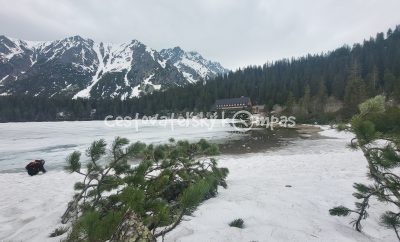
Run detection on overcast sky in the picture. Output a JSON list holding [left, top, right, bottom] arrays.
[[1, 0, 400, 69]]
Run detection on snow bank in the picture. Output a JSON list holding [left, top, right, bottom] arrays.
[[163, 129, 395, 242], [0, 171, 80, 242]]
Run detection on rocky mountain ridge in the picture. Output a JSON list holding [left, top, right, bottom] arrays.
[[0, 35, 228, 99]]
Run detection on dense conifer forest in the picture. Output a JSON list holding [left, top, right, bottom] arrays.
[[1, 26, 399, 122]]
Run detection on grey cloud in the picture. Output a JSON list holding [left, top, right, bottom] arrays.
[[1, 0, 400, 69]]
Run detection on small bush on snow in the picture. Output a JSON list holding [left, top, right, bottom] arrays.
[[229, 218, 245, 228]]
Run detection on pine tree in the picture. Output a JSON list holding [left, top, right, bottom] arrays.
[[285, 91, 295, 114], [300, 84, 311, 115], [365, 65, 379, 97], [314, 80, 328, 113], [343, 62, 367, 118], [384, 69, 397, 97], [330, 95, 400, 240], [61, 137, 228, 241]]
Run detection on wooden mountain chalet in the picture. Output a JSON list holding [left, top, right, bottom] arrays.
[[213, 96, 252, 111]]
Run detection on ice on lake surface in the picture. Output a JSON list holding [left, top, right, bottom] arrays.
[[0, 119, 241, 173]]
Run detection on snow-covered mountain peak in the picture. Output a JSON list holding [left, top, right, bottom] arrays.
[[160, 47, 228, 82], [0, 36, 33, 61], [0, 35, 228, 99]]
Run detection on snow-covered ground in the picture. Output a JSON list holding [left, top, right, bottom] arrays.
[[164, 128, 395, 242], [0, 126, 396, 241]]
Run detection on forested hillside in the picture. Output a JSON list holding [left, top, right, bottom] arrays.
[[1, 26, 400, 122]]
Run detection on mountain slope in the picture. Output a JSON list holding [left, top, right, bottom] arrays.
[[0, 35, 227, 99], [160, 47, 228, 83]]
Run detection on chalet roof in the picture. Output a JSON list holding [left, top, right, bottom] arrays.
[[214, 97, 251, 106]]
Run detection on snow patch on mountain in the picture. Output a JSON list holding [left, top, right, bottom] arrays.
[[0, 75, 8, 85], [143, 73, 161, 90], [130, 85, 141, 98], [73, 43, 103, 99], [103, 42, 135, 73]]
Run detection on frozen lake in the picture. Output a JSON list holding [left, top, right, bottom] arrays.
[[0, 119, 242, 173]]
